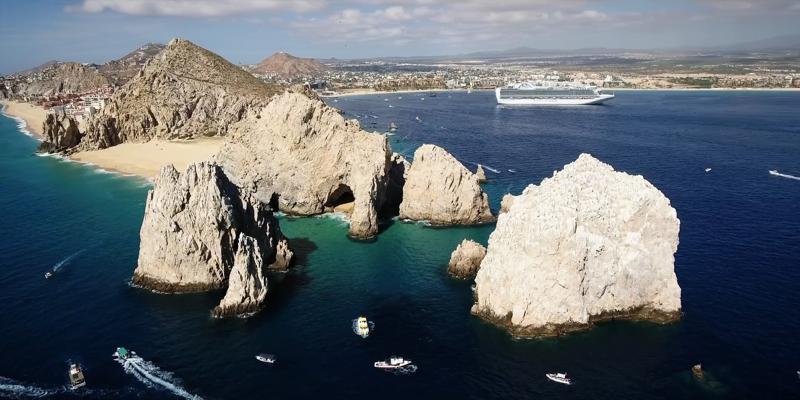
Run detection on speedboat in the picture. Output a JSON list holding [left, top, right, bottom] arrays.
[[68, 363, 86, 390], [45, 271, 53, 279], [374, 356, 412, 369], [769, 170, 779, 176], [388, 122, 398, 132], [255, 353, 276, 364], [705, 168, 712, 173], [355, 316, 370, 338], [113, 347, 134, 361], [546, 372, 571, 385]]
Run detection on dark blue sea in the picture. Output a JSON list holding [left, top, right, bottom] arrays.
[[1, 90, 799, 399]]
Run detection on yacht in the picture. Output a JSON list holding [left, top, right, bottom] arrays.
[[389, 122, 398, 132], [255, 353, 276, 364], [496, 81, 614, 105], [374, 356, 412, 369], [546, 372, 572, 385], [355, 316, 370, 338], [68, 363, 86, 390], [45, 271, 53, 279]]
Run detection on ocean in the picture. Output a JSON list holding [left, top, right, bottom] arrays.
[[1, 90, 799, 399]]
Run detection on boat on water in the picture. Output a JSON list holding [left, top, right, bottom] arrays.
[[255, 353, 276, 364], [769, 170, 781, 176], [374, 356, 412, 370], [44, 271, 53, 279], [495, 81, 614, 105], [68, 363, 86, 390], [546, 372, 572, 385], [113, 347, 135, 361], [355, 316, 370, 338], [389, 122, 398, 132]]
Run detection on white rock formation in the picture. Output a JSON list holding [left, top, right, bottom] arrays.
[[216, 92, 392, 239], [212, 235, 268, 317], [473, 154, 681, 337], [475, 165, 487, 183], [499, 193, 515, 214], [399, 144, 493, 225], [448, 239, 487, 279], [133, 162, 291, 300]]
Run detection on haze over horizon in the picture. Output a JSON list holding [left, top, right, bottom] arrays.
[[1, 0, 799, 74]]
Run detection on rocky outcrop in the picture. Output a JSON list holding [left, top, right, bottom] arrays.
[[475, 165, 487, 183], [212, 235, 268, 317], [499, 194, 515, 214], [37, 113, 82, 153], [399, 144, 493, 225], [473, 154, 681, 337], [132, 162, 291, 298], [215, 92, 392, 239], [448, 239, 487, 279], [76, 38, 279, 151], [8, 62, 110, 97]]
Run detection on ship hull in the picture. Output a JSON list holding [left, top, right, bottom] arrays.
[[495, 87, 614, 105]]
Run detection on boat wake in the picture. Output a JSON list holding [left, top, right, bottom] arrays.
[[351, 319, 376, 338], [467, 162, 500, 174], [383, 365, 418, 376], [115, 355, 201, 399], [0, 377, 56, 398], [769, 170, 800, 181], [51, 249, 86, 273]]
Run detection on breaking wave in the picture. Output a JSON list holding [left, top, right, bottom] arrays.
[[116, 354, 201, 399]]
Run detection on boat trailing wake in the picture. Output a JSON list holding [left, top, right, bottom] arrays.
[[769, 170, 800, 181], [467, 162, 500, 174], [51, 249, 86, 273], [0, 377, 55, 398], [115, 355, 201, 399]]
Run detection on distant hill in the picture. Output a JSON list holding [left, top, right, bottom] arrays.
[[721, 34, 800, 51], [99, 43, 166, 85], [251, 52, 327, 78]]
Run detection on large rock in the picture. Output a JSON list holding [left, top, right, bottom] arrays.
[[475, 165, 487, 183], [399, 144, 493, 225], [448, 239, 487, 279], [212, 235, 268, 317], [473, 154, 681, 337], [37, 113, 82, 153], [215, 92, 392, 239], [132, 162, 290, 295], [76, 38, 279, 151]]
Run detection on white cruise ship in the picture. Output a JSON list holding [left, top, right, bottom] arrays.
[[495, 81, 614, 105]]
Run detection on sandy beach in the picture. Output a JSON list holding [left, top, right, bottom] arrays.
[[1, 100, 47, 137], [71, 138, 224, 178]]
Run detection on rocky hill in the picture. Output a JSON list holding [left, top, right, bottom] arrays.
[[251, 52, 328, 78], [98, 43, 166, 86], [76, 38, 280, 150], [7, 62, 111, 97]]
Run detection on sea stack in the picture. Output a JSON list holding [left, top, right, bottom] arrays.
[[37, 113, 82, 153], [447, 239, 487, 279], [475, 165, 487, 183], [215, 92, 392, 239], [133, 162, 291, 303], [399, 144, 493, 225], [473, 154, 681, 337]]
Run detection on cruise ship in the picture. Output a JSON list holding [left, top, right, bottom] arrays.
[[495, 81, 614, 105]]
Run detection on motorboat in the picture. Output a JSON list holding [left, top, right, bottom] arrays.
[[546, 372, 571, 385], [389, 122, 398, 132], [113, 347, 134, 361], [45, 271, 53, 279], [769, 170, 779, 176], [255, 353, 276, 364], [355, 316, 370, 338], [415, 116, 422, 122], [68, 363, 86, 390], [374, 356, 412, 369], [705, 168, 712, 173]]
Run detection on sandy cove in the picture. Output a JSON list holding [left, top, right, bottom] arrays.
[[1, 100, 47, 137]]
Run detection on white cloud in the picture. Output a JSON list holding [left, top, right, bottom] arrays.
[[68, 0, 325, 17]]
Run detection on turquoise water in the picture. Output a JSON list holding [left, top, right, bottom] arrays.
[[1, 91, 800, 399]]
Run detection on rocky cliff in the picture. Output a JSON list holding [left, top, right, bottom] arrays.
[[473, 154, 681, 337], [133, 162, 291, 303], [212, 235, 269, 317], [37, 113, 82, 153], [215, 92, 392, 239], [448, 239, 487, 279], [76, 38, 279, 151], [399, 144, 493, 225]]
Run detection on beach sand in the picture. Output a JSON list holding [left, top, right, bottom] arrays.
[[1, 100, 47, 136], [71, 138, 224, 178]]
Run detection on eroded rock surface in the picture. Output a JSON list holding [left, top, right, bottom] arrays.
[[133, 162, 290, 296], [37, 113, 82, 153], [399, 144, 493, 225], [473, 153, 681, 337], [215, 92, 392, 239], [448, 239, 487, 279], [212, 235, 268, 317], [475, 165, 487, 183]]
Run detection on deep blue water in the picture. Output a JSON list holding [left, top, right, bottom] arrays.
[[1, 90, 799, 399]]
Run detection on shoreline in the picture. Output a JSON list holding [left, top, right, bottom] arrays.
[[324, 86, 800, 98], [0, 100, 46, 138]]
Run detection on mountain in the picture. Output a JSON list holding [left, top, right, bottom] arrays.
[[98, 43, 166, 85], [251, 52, 328, 78], [75, 38, 280, 150], [721, 34, 800, 52]]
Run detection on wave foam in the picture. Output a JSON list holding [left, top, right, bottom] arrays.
[[0, 377, 57, 398], [117, 355, 201, 399], [770, 170, 800, 181]]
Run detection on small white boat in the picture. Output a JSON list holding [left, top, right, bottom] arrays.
[[374, 356, 412, 369], [68, 363, 86, 390], [415, 116, 422, 122], [546, 372, 571, 385], [355, 316, 370, 338], [769, 170, 779, 176], [705, 168, 712, 173], [45, 271, 53, 279], [255, 353, 276, 364]]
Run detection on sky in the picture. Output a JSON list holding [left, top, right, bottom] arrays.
[[1, 0, 799, 74]]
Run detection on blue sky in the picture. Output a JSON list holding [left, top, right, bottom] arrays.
[[1, 0, 799, 74]]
